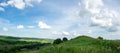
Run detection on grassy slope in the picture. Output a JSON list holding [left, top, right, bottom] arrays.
[[34, 36, 120, 53], [0, 35, 53, 43], [1, 35, 120, 53], [0, 35, 53, 53]]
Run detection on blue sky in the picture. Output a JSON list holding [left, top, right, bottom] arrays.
[[0, 0, 120, 39]]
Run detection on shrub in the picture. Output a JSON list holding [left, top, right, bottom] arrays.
[[63, 37, 68, 42], [53, 38, 62, 44], [98, 36, 103, 40]]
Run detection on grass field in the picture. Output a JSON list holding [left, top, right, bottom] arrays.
[[0, 35, 120, 53], [0, 35, 53, 53], [23, 36, 120, 53]]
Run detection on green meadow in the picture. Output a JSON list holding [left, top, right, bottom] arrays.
[[0, 35, 120, 53]]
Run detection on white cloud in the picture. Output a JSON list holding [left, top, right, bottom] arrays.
[[1, 0, 26, 10], [27, 26, 35, 28], [25, 0, 33, 7], [52, 31, 80, 36], [33, 0, 43, 3], [3, 27, 8, 32], [38, 21, 51, 29], [52, 31, 62, 35], [52, 31, 71, 36], [79, 0, 104, 17], [0, 2, 8, 7], [70, 31, 79, 36], [17, 25, 24, 29], [62, 31, 70, 35], [88, 30, 92, 34], [12, 0, 26, 10], [83, 0, 104, 14], [0, 0, 42, 10], [91, 16, 112, 28], [79, 0, 120, 32]]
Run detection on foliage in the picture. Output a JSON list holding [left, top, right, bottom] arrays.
[[53, 38, 62, 44], [98, 36, 103, 40], [0, 36, 52, 53], [0, 35, 120, 53], [38, 36, 120, 53], [63, 37, 68, 42]]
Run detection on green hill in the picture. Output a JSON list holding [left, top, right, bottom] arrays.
[[0, 35, 53, 43], [20, 36, 120, 53], [0, 35, 120, 53], [0, 35, 53, 53]]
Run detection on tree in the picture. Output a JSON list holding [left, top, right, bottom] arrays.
[[63, 37, 68, 42], [98, 36, 103, 40], [53, 38, 62, 44]]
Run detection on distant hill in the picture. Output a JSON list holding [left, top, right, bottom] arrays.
[[34, 36, 120, 53], [0, 35, 53, 43], [1, 35, 120, 53], [0, 35, 53, 53]]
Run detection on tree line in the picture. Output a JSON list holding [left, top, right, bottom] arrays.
[[53, 37, 68, 44]]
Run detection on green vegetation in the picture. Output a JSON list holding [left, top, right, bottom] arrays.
[[0, 35, 120, 53], [0, 35, 53, 43], [0, 35, 53, 53], [37, 36, 120, 53], [53, 37, 68, 44], [53, 38, 62, 44], [97, 36, 103, 40], [62, 37, 68, 42]]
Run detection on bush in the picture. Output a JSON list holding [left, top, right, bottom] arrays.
[[53, 38, 62, 44], [109, 41, 120, 51], [98, 36, 103, 40], [63, 37, 68, 42]]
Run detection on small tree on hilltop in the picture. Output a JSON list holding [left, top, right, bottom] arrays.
[[98, 36, 103, 40], [63, 37, 68, 42], [53, 38, 62, 44]]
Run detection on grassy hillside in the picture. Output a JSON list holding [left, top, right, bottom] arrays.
[[0, 35, 53, 53], [0, 35, 120, 53], [21, 36, 120, 53], [0, 35, 53, 43]]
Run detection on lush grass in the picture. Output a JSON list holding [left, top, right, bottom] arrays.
[[0, 35, 53, 53], [0, 35, 120, 53], [36, 36, 120, 53], [0, 35, 53, 43]]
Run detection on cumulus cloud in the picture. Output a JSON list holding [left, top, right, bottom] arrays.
[[0, 0, 42, 10], [79, 0, 103, 18], [52, 31, 62, 35], [88, 30, 92, 34], [38, 21, 51, 29], [79, 0, 120, 32], [84, 0, 104, 14], [3, 27, 8, 32], [24, 0, 33, 7], [11, 0, 25, 10], [107, 26, 118, 32], [91, 16, 112, 28], [52, 31, 70, 36], [0, 2, 8, 7], [17, 25, 24, 29], [0, 0, 26, 10], [52, 31, 80, 36], [27, 26, 35, 28], [62, 31, 70, 35]]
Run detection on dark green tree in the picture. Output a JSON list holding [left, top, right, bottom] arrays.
[[53, 38, 62, 44], [98, 36, 103, 40], [63, 37, 68, 42]]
